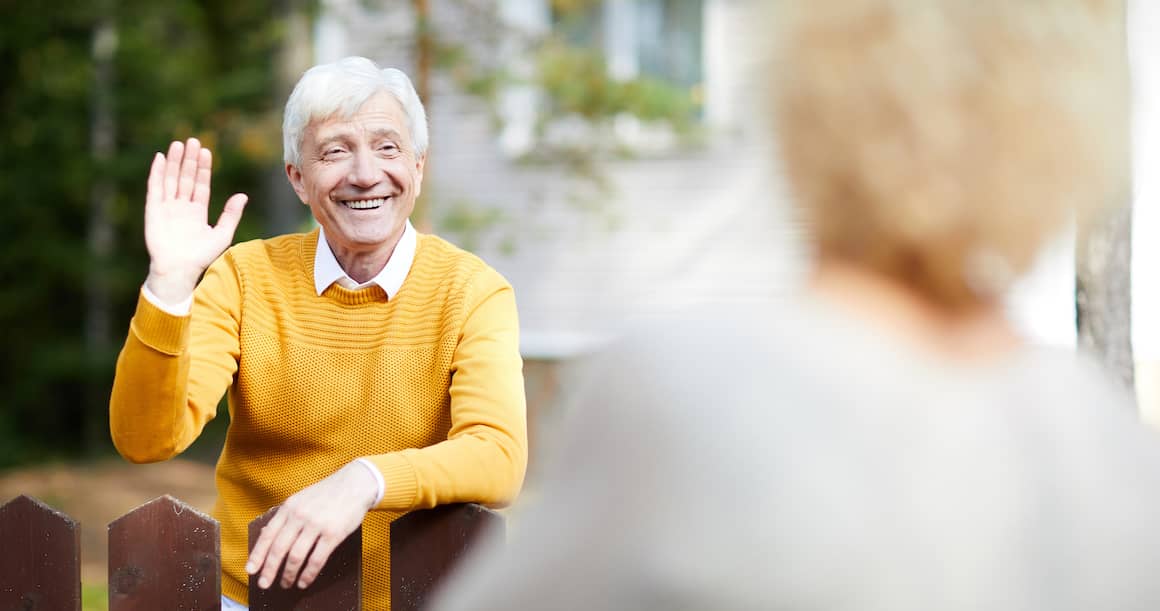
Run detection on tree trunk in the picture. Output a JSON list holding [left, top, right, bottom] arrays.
[[265, 0, 315, 236], [86, 11, 118, 453], [411, 0, 433, 231]]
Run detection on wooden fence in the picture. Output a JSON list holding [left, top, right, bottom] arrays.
[[0, 494, 501, 611]]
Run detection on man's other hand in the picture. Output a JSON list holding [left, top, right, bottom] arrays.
[[245, 461, 379, 590]]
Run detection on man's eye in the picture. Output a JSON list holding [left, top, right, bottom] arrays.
[[380, 143, 398, 152]]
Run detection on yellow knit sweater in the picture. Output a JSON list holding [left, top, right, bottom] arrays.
[[109, 229, 528, 610]]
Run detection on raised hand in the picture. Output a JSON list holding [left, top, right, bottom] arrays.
[[144, 138, 249, 305]]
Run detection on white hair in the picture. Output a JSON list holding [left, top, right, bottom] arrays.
[[282, 56, 429, 166]]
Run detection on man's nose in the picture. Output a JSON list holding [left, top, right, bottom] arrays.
[[347, 151, 380, 188]]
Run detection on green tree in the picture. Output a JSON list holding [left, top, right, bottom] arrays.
[[0, 0, 312, 467]]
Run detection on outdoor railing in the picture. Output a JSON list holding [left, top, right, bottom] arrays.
[[0, 494, 501, 610]]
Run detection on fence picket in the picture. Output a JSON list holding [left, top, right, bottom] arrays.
[[247, 506, 362, 611], [107, 494, 221, 611], [391, 503, 504, 611], [1, 493, 498, 611], [0, 494, 81, 611]]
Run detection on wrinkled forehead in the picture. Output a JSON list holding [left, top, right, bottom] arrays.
[[304, 91, 411, 144]]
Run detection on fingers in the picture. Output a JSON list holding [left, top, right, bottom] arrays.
[[213, 193, 249, 240], [247, 466, 374, 591], [163, 140, 183, 201], [295, 534, 340, 589], [249, 511, 304, 589], [156, 139, 228, 210], [192, 147, 213, 207], [248, 517, 336, 591], [159, 138, 208, 203], [245, 508, 283, 584], [177, 138, 201, 201], [280, 526, 321, 588], [145, 152, 165, 208]]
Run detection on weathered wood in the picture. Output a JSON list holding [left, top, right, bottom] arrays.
[[107, 495, 220, 611], [391, 504, 504, 611], [0, 494, 81, 611], [247, 506, 362, 611]]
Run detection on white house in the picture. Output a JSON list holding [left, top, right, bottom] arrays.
[[312, 0, 1159, 430]]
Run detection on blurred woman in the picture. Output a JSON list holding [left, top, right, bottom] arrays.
[[433, 2, 1160, 609]]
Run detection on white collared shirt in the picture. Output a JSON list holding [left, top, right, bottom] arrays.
[[314, 220, 417, 297]]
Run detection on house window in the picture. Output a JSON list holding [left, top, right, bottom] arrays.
[[636, 1, 703, 91], [498, 0, 705, 156], [551, 0, 703, 101]]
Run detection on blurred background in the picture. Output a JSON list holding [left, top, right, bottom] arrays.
[[0, 0, 1156, 605]]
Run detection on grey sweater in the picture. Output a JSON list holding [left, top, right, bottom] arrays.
[[434, 301, 1160, 610]]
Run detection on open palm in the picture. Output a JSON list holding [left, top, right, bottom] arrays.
[[144, 138, 248, 304]]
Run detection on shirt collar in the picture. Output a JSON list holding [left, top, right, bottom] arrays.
[[314, 220, 417, 299]]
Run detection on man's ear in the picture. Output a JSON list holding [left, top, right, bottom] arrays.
[[286, 163, 309, 205], [414, 153, 427, 198]]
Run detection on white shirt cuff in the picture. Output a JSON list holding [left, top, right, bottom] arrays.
[[353, 458, 386, 507], [141, 283, 193, 316], [221, 595, 248, 610]]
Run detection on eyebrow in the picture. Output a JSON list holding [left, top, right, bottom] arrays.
[[314, 126, 405, 148]]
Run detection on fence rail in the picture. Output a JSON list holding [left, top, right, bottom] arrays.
[[0, 494, 501, 611]]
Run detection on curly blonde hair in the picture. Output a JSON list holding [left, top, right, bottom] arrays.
[[771, 0, 1129, 308]]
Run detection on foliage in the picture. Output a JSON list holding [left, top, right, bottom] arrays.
[[428, 0, 703, 245], [437, 199, 513, 255], [0, 1, 308, 467], [531, 39, 696, 129], [439, 0, 700, 147]]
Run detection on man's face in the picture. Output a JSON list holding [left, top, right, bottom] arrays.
[[287, 91, 425, 258]]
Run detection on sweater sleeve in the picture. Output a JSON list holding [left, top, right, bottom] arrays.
[[364, 269, 529, 511], [109, 252, 243, 463]]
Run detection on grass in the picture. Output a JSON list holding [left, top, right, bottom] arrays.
[[82, 584, 108, 611]]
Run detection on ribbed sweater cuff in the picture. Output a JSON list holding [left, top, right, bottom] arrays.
[[365, 453, 418, 511], [131, 290, 191, 355], [220, 575, 247, 609]]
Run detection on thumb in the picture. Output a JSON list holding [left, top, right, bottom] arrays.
[[213, 193, 249, 240]]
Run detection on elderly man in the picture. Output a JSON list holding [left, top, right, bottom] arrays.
[[109, 56, 527, 610]]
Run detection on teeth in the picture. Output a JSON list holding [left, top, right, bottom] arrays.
[[343, 198, 385, 209]]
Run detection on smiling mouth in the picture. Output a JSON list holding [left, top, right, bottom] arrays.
[[341, 197, 388, 210]]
